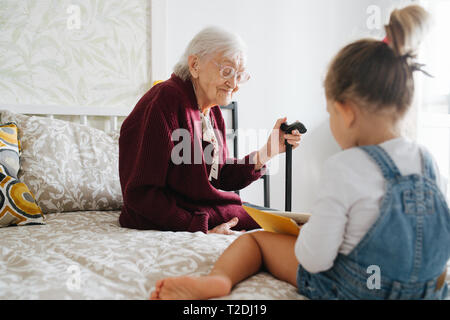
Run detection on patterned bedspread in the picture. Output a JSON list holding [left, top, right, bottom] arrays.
[[1, 210, 448, 300], [0, 211, 305, 300]]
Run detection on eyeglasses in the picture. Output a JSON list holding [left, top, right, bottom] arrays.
[[212, 61, 251, 84]]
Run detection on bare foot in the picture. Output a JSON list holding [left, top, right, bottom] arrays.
[[150, 279, 165, 299], [149, 275, 231, 300]]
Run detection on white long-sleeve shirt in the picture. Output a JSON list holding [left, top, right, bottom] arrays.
[[295, 137, 446, 274]]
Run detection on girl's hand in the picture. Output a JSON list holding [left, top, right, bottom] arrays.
[[255, 117, 303, 170]]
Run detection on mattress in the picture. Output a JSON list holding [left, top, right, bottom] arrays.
[[0, 210, 305, 300]]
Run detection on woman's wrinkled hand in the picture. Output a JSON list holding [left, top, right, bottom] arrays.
[[208, 217, 244, 235], [254, 117, 303, 171]]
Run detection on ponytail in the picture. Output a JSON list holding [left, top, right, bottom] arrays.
[[385, 5, 432, 77], [385, 5, 431, 58], [324, 5, 431, 116]]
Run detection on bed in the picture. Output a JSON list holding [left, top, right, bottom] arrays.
[[0, 210, 304, 300], [0, 106, 448, 300], [0, 105, 304, 300]]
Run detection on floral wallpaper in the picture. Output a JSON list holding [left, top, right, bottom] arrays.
[[0, 0, 151, 110]]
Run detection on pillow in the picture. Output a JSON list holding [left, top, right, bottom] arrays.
[[0, 110, 123, 214], [0, 122, 45, 227], [0, 122, 20, 178]]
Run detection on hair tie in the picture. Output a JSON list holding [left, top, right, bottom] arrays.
[[382, 36, 390, 44]]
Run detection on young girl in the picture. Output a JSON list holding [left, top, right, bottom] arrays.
[[150, 5, 449, 300]]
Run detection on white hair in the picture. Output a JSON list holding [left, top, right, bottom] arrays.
[[173, 26, 248, 81]]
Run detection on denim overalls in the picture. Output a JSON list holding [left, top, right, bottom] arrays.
[[297, 145, 450, 299]]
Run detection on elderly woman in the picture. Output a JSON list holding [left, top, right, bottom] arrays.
[[119, 26, 301, 234]]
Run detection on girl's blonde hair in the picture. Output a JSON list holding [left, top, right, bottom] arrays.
[[324, 5, 431, 116]]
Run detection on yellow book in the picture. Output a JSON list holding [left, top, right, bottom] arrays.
[[243, 205, 311, 237]]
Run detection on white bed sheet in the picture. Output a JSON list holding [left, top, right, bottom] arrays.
[[0, 211, 305, 300]]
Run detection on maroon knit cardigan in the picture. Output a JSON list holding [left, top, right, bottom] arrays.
[[118, 74, 263, 233]]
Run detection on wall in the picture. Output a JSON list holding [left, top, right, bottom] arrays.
[[0, 0, 151, 112], [165, 0, 409, 211], [0, 0, 413, 212]]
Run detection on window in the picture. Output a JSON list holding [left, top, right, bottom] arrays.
[[417, 0, 450, 200]]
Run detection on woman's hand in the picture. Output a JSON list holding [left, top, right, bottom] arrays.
[[208, 217, 244, 235], [254, 117, 302, 171]]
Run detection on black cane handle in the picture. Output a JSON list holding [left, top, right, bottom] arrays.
[[280, 121, 307, 135]]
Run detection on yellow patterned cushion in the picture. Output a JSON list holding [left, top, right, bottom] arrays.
[[0, 122, 45, 227], [0, 122, 21, 178]]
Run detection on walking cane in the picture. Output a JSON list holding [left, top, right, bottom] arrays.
[[280, 121, 307, 211]]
